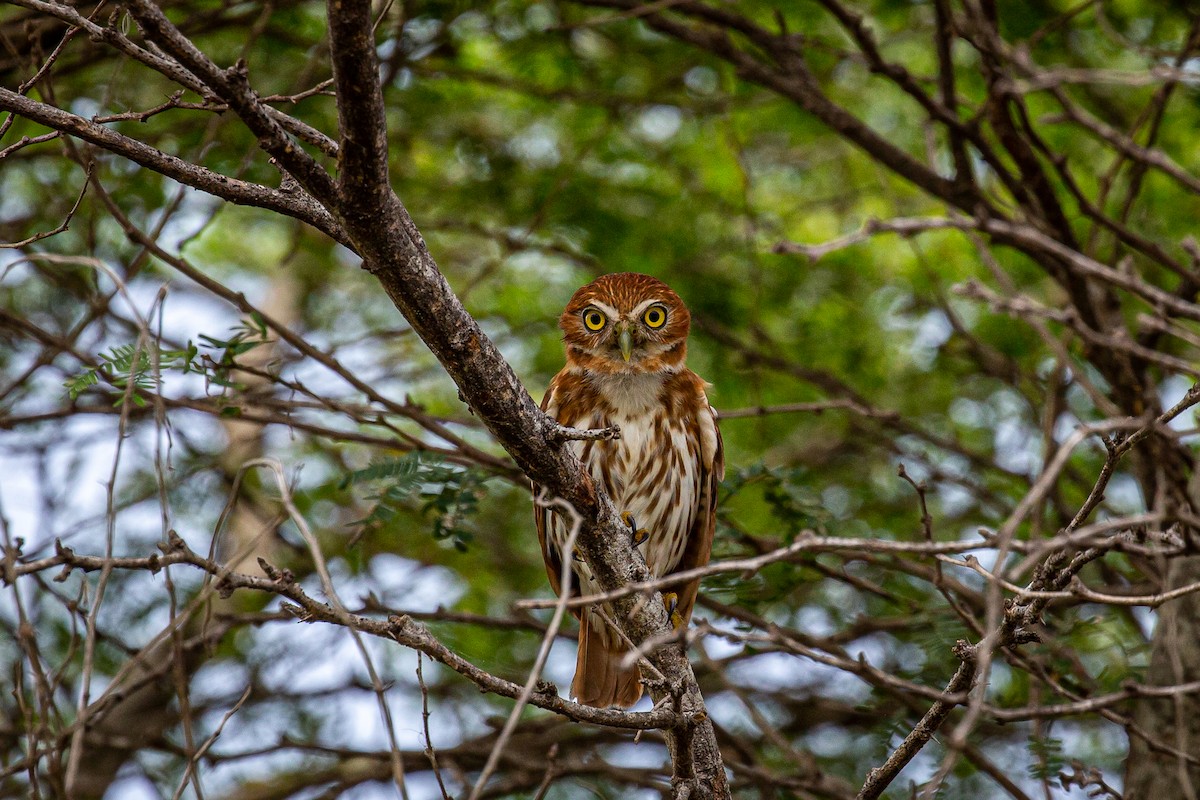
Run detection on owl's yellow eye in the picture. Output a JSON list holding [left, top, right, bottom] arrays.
[[582, 309, 607, 331], [643, 305, 667, 329]]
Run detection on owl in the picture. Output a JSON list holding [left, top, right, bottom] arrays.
[[535, 272, 724, 708]]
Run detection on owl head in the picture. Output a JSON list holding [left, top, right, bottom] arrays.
[[559, 272, 691, 375]]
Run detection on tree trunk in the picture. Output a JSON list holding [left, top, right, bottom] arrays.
[[1125, 555, 1200, 800]]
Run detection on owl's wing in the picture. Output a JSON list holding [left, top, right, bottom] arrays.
[[672, 401, 724, 625]]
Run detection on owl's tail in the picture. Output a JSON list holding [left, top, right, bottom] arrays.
[[572, 610, 643, 708]]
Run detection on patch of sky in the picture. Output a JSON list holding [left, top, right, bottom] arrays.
[[540, 638, 582, 702], [605, 741, 670, 770], [704, 691, 756, 735], [493, 8, 527, 41], [910, 309, 952, 371], [890, 437, 933, 483], [1033, 354, 1063, 383], [508, 122, 561, 167], [255, 618, 360, 694], [402, 15, 444, 56], [889, 444, 972, 505], [872, 284, 916, 330], [1102, 473, 1143, 515], [634, 105, 683, 143], [366, 553, 465, 612], [4, 416, 119, 552], [726, 650, 829, 693], [824, 578, 868, 621], [937, 483, 976, 517], [945, 550, 988, 593], [807, 724, 853, 758], [191, 659, 252, 706], [702, 630, 743, 660], [68, 97, 101, 119], [1160, 374, 1196, 433], [994, 416, 1043, 474], [504, 247, 580, 285], [949, 396, 993, 429], [871, 287, 954, 370], [103, 774, 160, 800], [988, 387, 1042, 476], [295, 321, 397, 392], [726, 648, 872, 705], [793, 605, 835, 638], [1130, 606, 1154, 644], [684, 65, 718, 95], [1069, 362, 1112, 407], [449, 9, 488, 40], [1042, 720, 1127, 793], [333, 240, 361, 269], [152, 190, 221, 252], [821, 484, 855, 519], [392, 67, 414, 90], [87, 565, 200, 643], [985, 660, 1013, 698], [845, 633, 890, 670], [602, 160, 653, 184], [454, 139, 493, 181], [0, 250, 22, 277], [524, 3, 557, 31], [891, 640, 928, 675], [1053, 409, 1083, 445], [325, 677, 428, 752], [570, 28, 614, 61], [0, 170, 38, 223]]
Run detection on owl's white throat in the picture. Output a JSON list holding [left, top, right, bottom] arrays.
[[587, 371, 665, 416]]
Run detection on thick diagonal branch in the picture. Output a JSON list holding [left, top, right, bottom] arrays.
[[316, 2, 727, 796]]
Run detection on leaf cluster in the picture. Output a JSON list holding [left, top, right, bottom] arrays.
[[62, 314, 271, 406], [340, 453, 494, 552]]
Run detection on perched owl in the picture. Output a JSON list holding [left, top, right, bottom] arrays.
[[535, 273, 724, 708]]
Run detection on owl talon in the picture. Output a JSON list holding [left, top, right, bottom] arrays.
[[621, 511, 650, 548], [663, 592, 684, 629], [572, 547, 586, 563]]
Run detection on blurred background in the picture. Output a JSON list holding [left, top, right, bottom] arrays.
[[3, 1, 1199, 798]]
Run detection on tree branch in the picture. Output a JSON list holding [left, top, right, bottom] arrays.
[[0, 88, 345, 243]]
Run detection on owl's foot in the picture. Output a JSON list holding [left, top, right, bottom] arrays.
[[663, 592, 684, 629], [621, 511, 650, 548], [572, 547, 586, 563]]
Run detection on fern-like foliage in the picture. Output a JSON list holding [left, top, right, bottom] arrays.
[[63, 315, 271, 405], [1027, 734, 1067, 781], [64, 342, 199, 407], [198, 312, 271, 388], [341, 453, 492, 552]]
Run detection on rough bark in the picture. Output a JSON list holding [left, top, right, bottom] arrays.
[[99, 0, 731, 795]]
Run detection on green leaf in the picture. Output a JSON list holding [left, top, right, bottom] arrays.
[[339, 453, 491, 551]]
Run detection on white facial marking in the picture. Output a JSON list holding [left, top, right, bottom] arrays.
[[631, 297, 667, 316], [587, 300, 620, 321]]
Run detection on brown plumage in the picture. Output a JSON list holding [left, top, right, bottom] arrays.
[[535, 273, 724, 708]]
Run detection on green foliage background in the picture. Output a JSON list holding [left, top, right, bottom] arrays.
[[3, 1, 1198, 798]]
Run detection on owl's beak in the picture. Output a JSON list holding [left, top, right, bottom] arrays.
[[617, 325, 633, 362]]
